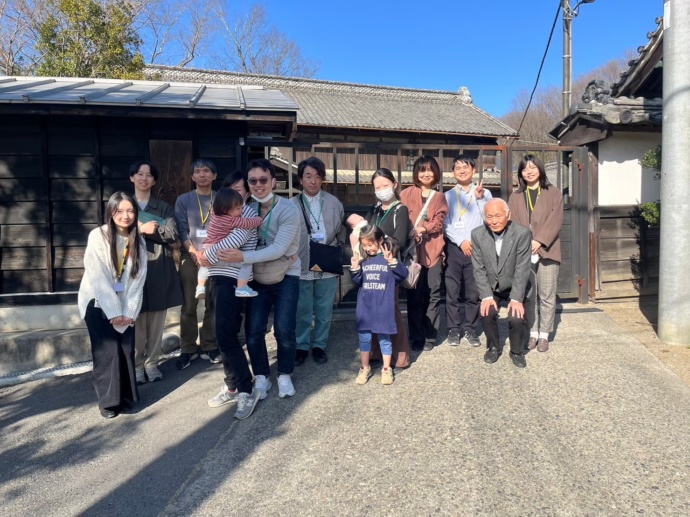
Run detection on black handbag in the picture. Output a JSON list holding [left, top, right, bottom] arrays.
[[299, 195, 344, 275]]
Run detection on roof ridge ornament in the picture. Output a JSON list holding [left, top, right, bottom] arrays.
[[457, 86, 473, 105], [582, 80, 612, 104]]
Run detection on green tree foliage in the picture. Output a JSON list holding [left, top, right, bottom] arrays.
[[640, 145, 661, 228], [36, 0, 144, 79]]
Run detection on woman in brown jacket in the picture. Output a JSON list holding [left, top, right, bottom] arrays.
[[400, 156, 449, 351], [508, 154, 563, 352]]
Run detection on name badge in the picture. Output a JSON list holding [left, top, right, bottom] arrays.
[[113, 282, 125, 293], [197, 229, 208, 238], [453, 221, 465, 229], [312, 232, 326, 242]]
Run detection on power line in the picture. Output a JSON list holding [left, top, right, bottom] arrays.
[[516, 1, 562, 137]]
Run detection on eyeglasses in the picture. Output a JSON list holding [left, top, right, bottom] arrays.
[[248, 177, 270, 186]]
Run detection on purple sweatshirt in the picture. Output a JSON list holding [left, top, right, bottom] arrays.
[[350, 254, 408, 334]]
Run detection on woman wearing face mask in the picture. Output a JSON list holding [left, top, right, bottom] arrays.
[[362, 168, 411, 371]]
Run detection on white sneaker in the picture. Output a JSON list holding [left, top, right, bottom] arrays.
[[145, 365, 163, 382], [278, 374, 295, 398], [254, 375, 272, 400], [135, 368, 146, 385], [207, 385, 238, 408], [195, 285, 206, 299]]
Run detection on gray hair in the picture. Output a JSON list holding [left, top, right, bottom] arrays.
[[486, 197, 510, 216]]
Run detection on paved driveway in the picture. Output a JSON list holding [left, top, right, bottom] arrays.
[[1, 307, 689, 516]]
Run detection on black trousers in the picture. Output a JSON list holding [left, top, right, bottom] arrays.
[[210, 276, 245, 393], [407, 261, 442, 344], [480, 296, 526, 355], [84, 300, 138, 409], [444, 243, 480, 333]]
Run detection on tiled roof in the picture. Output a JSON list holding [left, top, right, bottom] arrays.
[[611, 19, 663, 98], [145, 65, 516, 137]]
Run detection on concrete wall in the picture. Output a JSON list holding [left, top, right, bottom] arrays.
[[598, 131, 661, 206]]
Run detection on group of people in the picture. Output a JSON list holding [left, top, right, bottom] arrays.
[[78, 152, 563, 420]]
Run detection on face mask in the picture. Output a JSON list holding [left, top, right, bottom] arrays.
[[252, 192, 274, 203], [375, 188, 395, 202]]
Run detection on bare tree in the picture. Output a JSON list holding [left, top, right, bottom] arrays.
[[214, 2, 318, 77], [501, 51, 636, 142], [0, 0, 46, 75], [133, 0, 215, 67]]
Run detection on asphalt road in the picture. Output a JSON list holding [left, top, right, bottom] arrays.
[[1, 307, 689, 517]]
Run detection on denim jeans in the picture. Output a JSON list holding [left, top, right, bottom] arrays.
[[359, 332, 392, 356], [246, 274, 300, 376], [210, 276, 246, 392], [296, 276, 338, 351]]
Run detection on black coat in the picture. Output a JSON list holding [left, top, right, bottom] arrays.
[[139, 196, 183, 312]]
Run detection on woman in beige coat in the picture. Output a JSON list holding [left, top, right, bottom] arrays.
[[508, 155, 563, 352]]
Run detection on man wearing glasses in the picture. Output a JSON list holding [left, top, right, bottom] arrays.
[[173, 159, 221, 370], [443, 154, 492, 348], [205, 159, 301, 419]]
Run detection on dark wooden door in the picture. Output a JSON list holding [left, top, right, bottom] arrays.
[[149, 140, 193, 207]]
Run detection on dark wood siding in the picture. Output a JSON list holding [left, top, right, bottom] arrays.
[[0, 115, 243, 296], [596, 205, 658, 299]]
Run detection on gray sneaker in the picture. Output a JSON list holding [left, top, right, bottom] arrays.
[[234, 389, 261, 420], [207, 385, 238, 408], [461, 330, 481, 347]]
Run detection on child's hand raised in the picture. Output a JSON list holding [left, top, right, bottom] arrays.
[[382, 243, 396, 265], [350, 250, 361, 269]]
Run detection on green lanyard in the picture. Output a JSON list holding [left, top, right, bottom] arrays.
[[260, 197, 278, 244], [301, 193, 324, 230], [376, 201, 399, 226]]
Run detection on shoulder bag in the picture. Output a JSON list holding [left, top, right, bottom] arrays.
[[299, 195, 344, 275], [401, 191, 436, 289]]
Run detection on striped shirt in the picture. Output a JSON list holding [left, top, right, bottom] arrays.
[[205, 205, 259, 279]]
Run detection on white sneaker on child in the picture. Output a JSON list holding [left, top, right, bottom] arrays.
[[195, 285, 206, 299], [278, 374, 296, 398], [235, 285, 258, 297]]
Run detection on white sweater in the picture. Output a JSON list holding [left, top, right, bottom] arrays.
[[78, 227, 148, 329]]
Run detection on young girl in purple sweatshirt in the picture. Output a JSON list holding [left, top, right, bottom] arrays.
[[350, 224, 408, 385]]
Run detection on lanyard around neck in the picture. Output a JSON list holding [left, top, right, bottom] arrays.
[[196, 190, 213, 228], [117, 242, 130, 282], [261, 197, 278, 243], [301, 193, 324, 230], [376, 201, 399, 226], [455, 184, 474, 219], [526, 185, 541, 212]]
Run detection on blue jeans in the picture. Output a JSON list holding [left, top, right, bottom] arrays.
[[210, 276, 246, 392], [296, 276, 339, 351], [359, 332, 392, 356], [246, 274, 300, 376]]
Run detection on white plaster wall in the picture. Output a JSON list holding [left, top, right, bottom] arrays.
[[598, 132, 661, 206]]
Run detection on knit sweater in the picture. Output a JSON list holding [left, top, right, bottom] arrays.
[[78, 227, 148, 330]]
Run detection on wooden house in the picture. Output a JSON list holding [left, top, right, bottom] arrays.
[[550, 19, 662, 300]]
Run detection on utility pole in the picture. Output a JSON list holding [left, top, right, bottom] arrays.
[[562, 0, 573, 118], [562, 0, 595, 118], [659, 0, 690, 345]]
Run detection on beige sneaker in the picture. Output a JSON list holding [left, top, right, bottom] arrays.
[[381, 367, 394, 385], [355, 366, 371, 385]]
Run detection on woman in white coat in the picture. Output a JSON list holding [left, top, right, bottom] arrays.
[[79, 192, 147, 418]]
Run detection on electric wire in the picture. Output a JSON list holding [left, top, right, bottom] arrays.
[[516, 1, 563, 137]]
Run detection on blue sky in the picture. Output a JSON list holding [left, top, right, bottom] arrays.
[[251, 0, 662, 117]]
